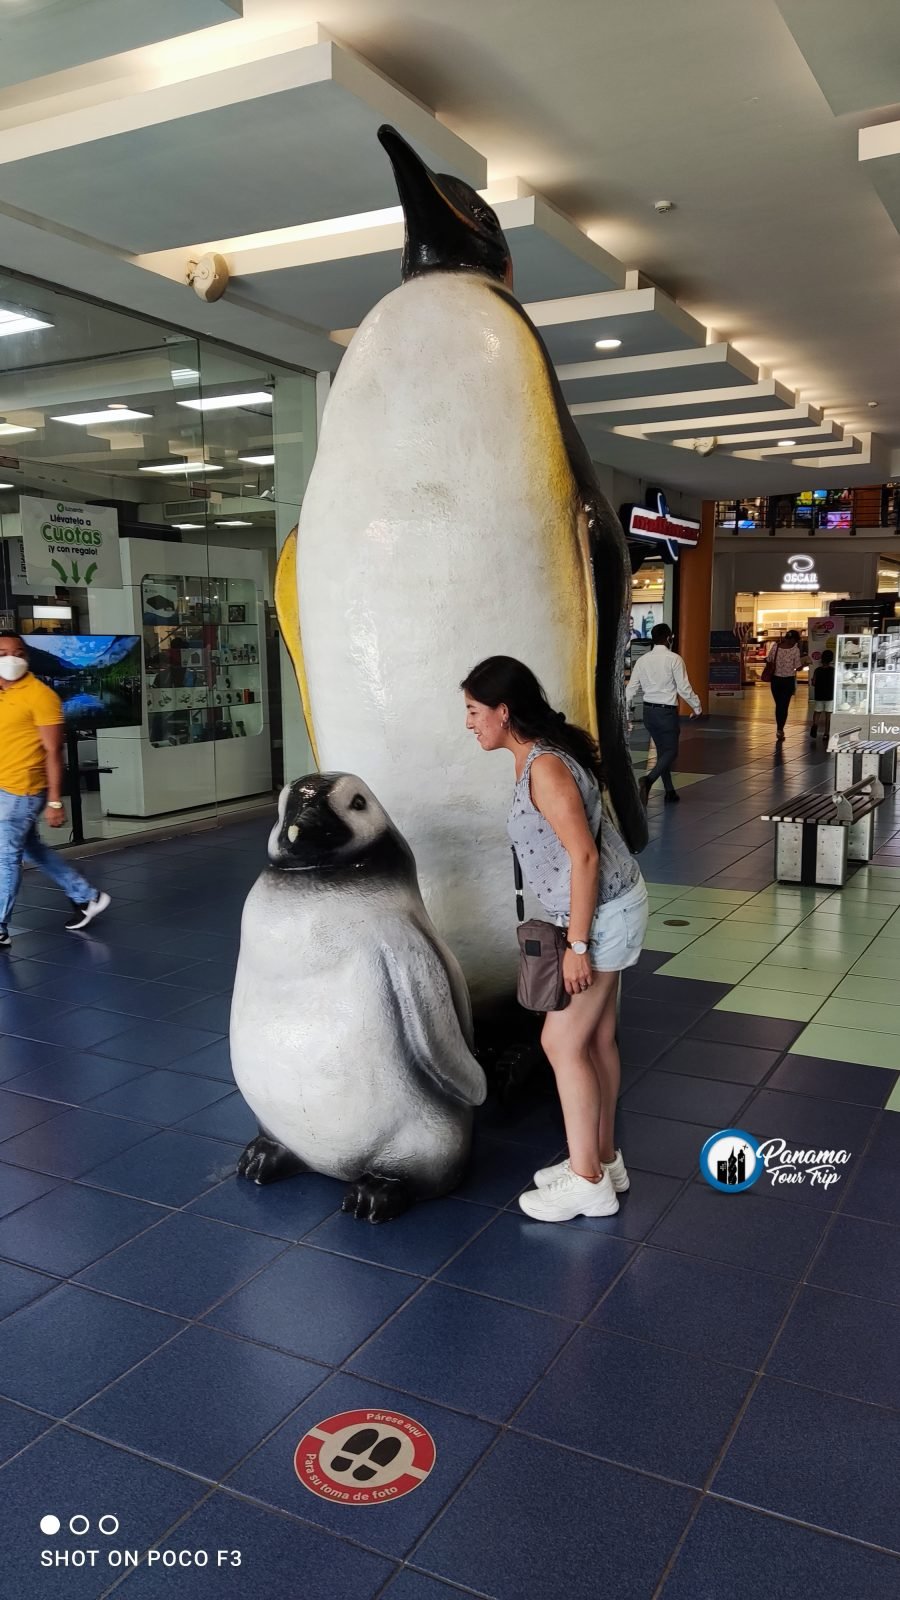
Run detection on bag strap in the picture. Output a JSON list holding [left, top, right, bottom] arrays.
[[512, 847, 525, 923]]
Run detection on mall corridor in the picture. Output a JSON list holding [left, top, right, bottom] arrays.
[[0, 712, 899, 1598]]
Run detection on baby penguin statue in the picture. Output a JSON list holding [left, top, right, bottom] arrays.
[[231, 773, 487, 1221]]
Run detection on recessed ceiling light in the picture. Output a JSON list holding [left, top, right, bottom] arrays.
[[177, 392, 272, 413], [172, 522, 205, 530], [52, 407, 152, 426], [215, 519, 253, 527], [595, 338, 622, 350], [170, 367, 201, 387], [777, 439, 797, 447], [868, 400, 879, 408], [0, 423, 35, 437], [138, 461, 224, 475], [0, 482, 15, 490], [0, 305, 53, 337], [239, 453, 276, 465]]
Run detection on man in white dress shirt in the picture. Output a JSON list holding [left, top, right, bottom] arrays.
[[626, 624, 702, 805]]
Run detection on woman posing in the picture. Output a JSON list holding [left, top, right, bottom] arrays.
[[462, 656, 648, 1223]]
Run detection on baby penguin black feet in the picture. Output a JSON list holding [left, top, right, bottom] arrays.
[[342, 1173, 411, 1223], [237, 1132, 306, 1186]]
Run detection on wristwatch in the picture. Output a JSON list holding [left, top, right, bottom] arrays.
[[567, 939, 589, 955], [46, 801, 64, 811]]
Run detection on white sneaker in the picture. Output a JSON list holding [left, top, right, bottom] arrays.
[[534, 1150, 630, 1193], [519, 1168, 619, 1222], [65, 891, 111, 932]]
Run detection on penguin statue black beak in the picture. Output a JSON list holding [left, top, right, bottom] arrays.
[[378, 124, 512, 288]]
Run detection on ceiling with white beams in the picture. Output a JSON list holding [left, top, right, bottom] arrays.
[[0, 0, 899, 499]]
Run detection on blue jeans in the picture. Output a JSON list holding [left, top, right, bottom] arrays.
[[0, 788, 96, 928], [642, 703, 680, 793]]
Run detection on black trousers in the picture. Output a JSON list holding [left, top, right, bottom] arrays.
[[643, 702, 680, 793], [770, 674, 796, 731]]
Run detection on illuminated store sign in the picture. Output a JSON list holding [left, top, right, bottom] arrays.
[[781, 553, 820, 591], [625, 491, 700, 563]]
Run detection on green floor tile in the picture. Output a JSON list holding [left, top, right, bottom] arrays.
[[884, 1077, 900, 1112], [662, 888, 753, 905], [687, 934, 779, 963], [739, 963, 838, 996], [814, 997, 900, 1036], [656, 953, 754, 984], [777, 932, 871, 954], [803, 915, 892, 936], [709, 922, 783, 947], [848, 952, 900, 980], [715, 988, 823, 1022], [831, 888, 900, 905], [643, 928, 706, 954], [832, 974, 900, 1006], [773, 949, 856, 974], [790, 1023, 900, 1071], [857, 866, 900, 880], [647, 912, 718, 934], [726, 905, 808, 927]]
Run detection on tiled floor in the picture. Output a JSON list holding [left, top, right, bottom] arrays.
[[1, 695, 900, 1596]]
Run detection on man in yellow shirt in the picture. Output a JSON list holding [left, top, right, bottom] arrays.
[[0, 632, 109, 948]]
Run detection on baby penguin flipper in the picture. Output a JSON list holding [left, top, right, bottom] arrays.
[[378, 935, 487, 1108]]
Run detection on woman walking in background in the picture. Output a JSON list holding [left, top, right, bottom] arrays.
[[766, 629, 804, 741], [462, 655, 648, 1223]]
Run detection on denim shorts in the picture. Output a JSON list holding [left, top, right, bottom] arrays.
[[557, 877, 649, 972]]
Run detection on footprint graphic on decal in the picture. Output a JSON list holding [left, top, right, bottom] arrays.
[[331, 1428, 403, 1482]]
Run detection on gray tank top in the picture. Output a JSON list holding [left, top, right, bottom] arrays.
[[507, 742, 641, 917]]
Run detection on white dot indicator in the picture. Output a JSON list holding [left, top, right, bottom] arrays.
[[99, 1515, 119, 1536], [69, 1515, 90, 1536], [40, 1515, 60, 1536]]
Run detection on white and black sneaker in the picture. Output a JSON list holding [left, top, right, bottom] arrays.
[[0, 927, 10, 950], [65, 892, 111, 932]]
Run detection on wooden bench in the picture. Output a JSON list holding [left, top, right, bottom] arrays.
[[828, 728, 898, 789], [762, 775, 885, 886]]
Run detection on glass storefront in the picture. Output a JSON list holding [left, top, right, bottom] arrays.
[[0, 269, 317, 852]]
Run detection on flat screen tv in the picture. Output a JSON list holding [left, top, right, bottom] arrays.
[[27, 635, 142, 729]]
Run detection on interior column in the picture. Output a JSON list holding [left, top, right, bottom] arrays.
[[677, 499, 715, 712]]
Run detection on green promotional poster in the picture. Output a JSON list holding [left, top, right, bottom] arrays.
[[20, 495, 122, 589]]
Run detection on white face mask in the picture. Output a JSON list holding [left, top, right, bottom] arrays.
[[0, 656, 28, 682]]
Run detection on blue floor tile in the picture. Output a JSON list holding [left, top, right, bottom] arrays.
[[6, 1004, 136, 1050], [661, 1498, 900, 1600], [0, 1160, 59, 1219], [415, 1431, 696, 1600], [439, 1211, 634, 1319], [228, 1371, 496, 1559], [164, 1037, 235, 1082], [80, 1130, 239, 1208], [122, 1490, 394, 1599], [617, 1028, 670, 1069], [620, 1069, 752, 1126], [0, 1399, 52, 1467], [348, 1282, 572, 1422], [0, 1284, 182, 1414], [593, 1247, 794, 1369], [713, 1375, 900, 1553], [743, 1088, 878, 1152], [654, 1037, 779, 1086], [809, 1212, 900, 1306], [74, 1324, 325, 1480], [187, 1171, 343, 1240], [841, 1121, 900, 1227], [767, 1054, 893, 1107], [306, 1196, 494, 1278], [0, 1055, 150, 1106], [767, 1284, 900, 1410], [91, 1019, 222, 1066], [562, 1170, 685, 1242], [518, 1326, 750, 1486], [0, 957, 60, 994], [0, 1182, 160, 1275], [76, 1212, 285, 1318], [614, 1111, 720, 1179], [0, 1260, 58, 1320], [650, 1185, 828, 1278], [164, 992, 232, 1033], [383, 1575, 471, 1600], [0, 1107, 157, 1180], [0, 1090, 65, 1139], [86, 1070, 232, 1124], [619, 996, 711, 1036], [28, 972, 190, 1020], [688, 1012, 804, 1052], [454, 1134, 562, 1208], [0, 1426, 204, 1597], [206, 1244, 418, 1365], [175, 1091, 257, 1143]]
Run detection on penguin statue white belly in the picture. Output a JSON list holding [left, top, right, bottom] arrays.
[[277, 127, 646, 1010], [230, 772, 487, 1223]]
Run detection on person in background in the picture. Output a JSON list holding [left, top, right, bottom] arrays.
[[0, 632, 110, 948], [809, 648, 835, 742], [766, 628, 804, 742], [625, 623, 702, 805], [463, 655, 648, 1224]]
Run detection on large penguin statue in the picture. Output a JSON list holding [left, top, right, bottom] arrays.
[[231, 773, 487, 1222], [276, 124, 646, 1009]]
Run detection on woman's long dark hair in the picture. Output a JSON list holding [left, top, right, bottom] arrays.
[[461, 656, 603, 782]]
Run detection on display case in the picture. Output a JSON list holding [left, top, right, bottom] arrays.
[[143, 573, 262, 748], [831, 633, 873, 737], [870, 634, 900, 717]]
